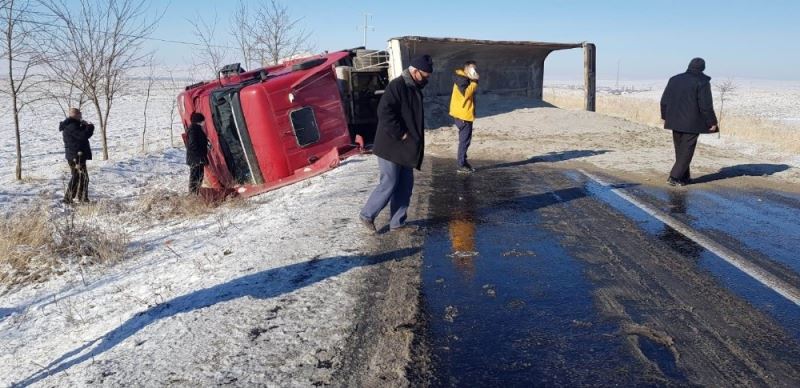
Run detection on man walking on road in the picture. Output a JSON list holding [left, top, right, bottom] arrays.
[[359, 54, 433, 233], [450, 60, 479, 173], [660, 57, 719, 186], [60, 108, 94, 204]]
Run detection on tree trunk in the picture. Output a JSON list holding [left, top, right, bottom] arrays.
[[104, 100, 113, 160], [91, 99, 109, 160], [13, 96, 22, 181], [142, 87, 150, 153], [8, 54, 22, 180], [169, 99, 176, 147]]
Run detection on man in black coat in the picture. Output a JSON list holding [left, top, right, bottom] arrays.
[[660, 57, 719, 186], [59, 108, 94, 203], [359, 54, 433, 232], [186, 112, 209, 194]]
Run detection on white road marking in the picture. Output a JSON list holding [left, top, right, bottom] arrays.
[[580, 169, 800, 307]]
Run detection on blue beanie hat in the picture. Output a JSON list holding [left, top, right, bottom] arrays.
[[410, 54, 433, 73]]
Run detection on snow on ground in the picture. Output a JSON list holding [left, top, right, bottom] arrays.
[[1, 153, 387, 386], [0, 80, 185, 208], [544, 78, 800, 123], [0, 80, 395, 386], [427, 95, 800, 188], [537, 77, 800, 172]]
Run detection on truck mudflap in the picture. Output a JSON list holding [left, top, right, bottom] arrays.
[[220, 145, 362, 199]]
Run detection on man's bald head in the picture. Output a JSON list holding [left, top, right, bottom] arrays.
[[69, 108, 82, 119]]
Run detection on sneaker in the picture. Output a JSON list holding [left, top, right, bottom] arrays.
[[666, 177, 685, 187], [390, 224, 421, 233], [359, 216, 376, 233], [457, 164, 476, 174]]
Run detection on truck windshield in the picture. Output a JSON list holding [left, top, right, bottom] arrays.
[[210, 88, 263, 185]]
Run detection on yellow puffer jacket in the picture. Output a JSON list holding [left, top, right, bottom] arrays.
[[449, 69, 478, 122]]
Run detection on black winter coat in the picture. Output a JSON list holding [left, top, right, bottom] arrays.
[[59, 117, 94, 161], [186, 123, 209, 166], [373, 70, 425, 170], [661, 70, 718, 134]]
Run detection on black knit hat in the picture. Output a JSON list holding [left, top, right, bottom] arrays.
[[410, 54, 433, 73], [190, 112, 205, 124], [688, 57, 706, 72]]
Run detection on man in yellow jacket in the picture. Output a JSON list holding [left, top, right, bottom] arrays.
[[449, 61, 479, 173]]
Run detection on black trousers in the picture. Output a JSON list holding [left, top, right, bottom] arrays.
[[670, 131, 699, 182], [65, 158, 89, 202], [189, 164, 205, 194], [455, 119, 473, 167]]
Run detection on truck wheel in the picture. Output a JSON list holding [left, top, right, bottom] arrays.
[[292, 58, 326, 71]]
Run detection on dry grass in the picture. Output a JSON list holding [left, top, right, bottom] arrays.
[[134, 189, 215, 221], [0, 200, 129, 291], [1, 188, 248, 291], [544, 90, 800, 154]]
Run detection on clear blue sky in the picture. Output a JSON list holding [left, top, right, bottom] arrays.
[[148, 0, 799, 80]]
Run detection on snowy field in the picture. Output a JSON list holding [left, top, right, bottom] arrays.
[[544, 78, 800, 124]]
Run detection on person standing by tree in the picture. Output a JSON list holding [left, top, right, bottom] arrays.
[[186, 112, 209, 195], [60, 108, 94, 203], [359, 55, 433, 233], [449, 60, 479, 173], [660, 57, 719, 186]]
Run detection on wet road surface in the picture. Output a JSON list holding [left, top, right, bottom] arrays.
[[413, 158, 800, 387]]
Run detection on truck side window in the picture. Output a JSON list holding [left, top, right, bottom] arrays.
[[290, 107, 320, 147]]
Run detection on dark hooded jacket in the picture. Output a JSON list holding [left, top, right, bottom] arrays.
[[59, 117, 94, 161], [186, 123, 209, 166], [372, 69, 425, 170], [660, 61, 718, 134]]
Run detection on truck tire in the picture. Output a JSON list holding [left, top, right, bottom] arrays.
[[292, 58, 326, 71]]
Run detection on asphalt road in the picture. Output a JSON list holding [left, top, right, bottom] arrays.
[[411, 157, 800, 387]]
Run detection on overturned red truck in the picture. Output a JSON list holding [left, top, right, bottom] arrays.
[[177, 48, 389, 198], [177, 37, 595, 198]]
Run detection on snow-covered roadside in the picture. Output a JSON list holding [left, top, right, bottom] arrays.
[[0, 153, 407, 386]]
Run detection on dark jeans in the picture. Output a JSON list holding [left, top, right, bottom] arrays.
[[65, 158, 89, 202], [360, 157, 414, 229], [670, 131, 699, 182], [189, 164, 205, 194], [455, 119, 474, 167]]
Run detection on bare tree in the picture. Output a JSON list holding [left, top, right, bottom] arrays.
[[190, 12, 228, 77], [230, 1, 254, 70], [1, 0, 45, 180], [165, 68, 178, 147], [39, 0, 160, 160], [250, 0, 313, 66], [41, 69, 88, 117], [715, 78, 737, 138], [140, 56, 155, 153]]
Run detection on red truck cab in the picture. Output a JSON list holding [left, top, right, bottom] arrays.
[[178, 50, 384, 198]]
